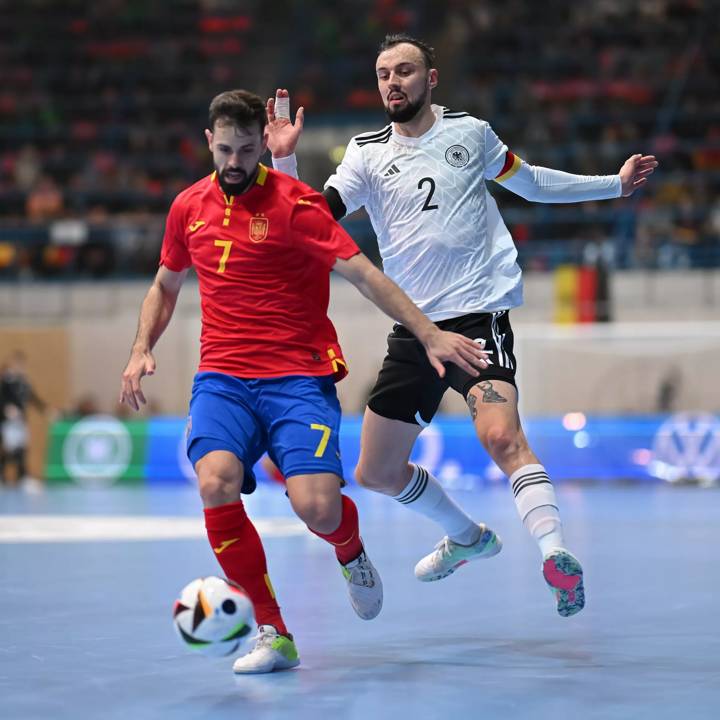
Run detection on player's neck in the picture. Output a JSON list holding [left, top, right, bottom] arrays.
[[393, 104, 436, 138]]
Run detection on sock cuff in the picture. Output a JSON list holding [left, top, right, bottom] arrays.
[[509, 464, 557, 523], [393, 464, 429, 505], [204, 500, 247, 531], [338, 495, 360, 529], [311, 494, 358, 544], [508, 464, 550, 498], [310, 494, 364, 564], [393, 464, 477, 540]]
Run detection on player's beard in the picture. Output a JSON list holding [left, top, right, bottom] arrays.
[[217, 167, 255, 196], [385, 86, 428, 123]]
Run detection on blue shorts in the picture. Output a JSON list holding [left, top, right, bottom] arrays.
[[186, 372, 344, 494]]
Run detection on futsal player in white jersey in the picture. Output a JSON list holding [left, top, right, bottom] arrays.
[[267, 34, 657, 617]]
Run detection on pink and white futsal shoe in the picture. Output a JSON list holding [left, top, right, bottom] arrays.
[[542, 548, 585, 617]]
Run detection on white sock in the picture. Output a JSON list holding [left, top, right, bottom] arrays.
[[393, 464, 480, 545], [509, 463, 565, 556]]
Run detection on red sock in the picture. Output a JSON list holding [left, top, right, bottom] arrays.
[[204, 500, 288, 636], [310, 494, 364, 565]]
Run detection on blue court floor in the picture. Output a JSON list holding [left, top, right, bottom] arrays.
[[1, 482, 718, 720]]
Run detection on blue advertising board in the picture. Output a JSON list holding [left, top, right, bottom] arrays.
[[140, 413, 720, 488]]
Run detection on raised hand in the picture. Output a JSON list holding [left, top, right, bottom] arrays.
[[619, 154, 659, 196], [266, 88, 304, 158]]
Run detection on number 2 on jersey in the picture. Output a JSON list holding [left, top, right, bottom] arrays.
[[214, 239, 232, 273], [418, 177, 439, 211]]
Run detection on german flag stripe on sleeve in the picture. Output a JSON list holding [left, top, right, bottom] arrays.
[[495, 151, 522, 183]]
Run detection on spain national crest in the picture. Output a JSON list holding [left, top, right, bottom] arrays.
[[249, 215, 269, 243]]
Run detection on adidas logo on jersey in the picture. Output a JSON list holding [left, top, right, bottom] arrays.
[[384, 164, 401, 177]]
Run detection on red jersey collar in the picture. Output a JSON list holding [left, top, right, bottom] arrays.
[[210, 163, 269, 203]]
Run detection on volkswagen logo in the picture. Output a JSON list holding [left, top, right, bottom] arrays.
[[650, 412, 720, 485]]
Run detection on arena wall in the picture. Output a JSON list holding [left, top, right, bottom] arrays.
[[1, 271, 719, 422], [0, 327, 70, 478]]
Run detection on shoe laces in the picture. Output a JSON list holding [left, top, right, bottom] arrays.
[[434, 537, 453, 558], [248, 625, 278, 651], [345, 554, 376, 588]]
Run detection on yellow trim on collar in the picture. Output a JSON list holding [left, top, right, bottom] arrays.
[[256, 163, 268, 186]]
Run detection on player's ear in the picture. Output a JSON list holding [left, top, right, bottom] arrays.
[[204, 128, 213, 151], [261, 128, 269, 153], [429, 68, 438, 90]]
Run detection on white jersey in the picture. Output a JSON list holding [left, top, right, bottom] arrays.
[[324, 104, 620, 320]]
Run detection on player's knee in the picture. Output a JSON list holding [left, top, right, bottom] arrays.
[[483, 424, 522, 462], [294, 496, 339, 534], [195, 452, 244, 506], [197, 470, 242, 506], [354, 461, 396, 492]]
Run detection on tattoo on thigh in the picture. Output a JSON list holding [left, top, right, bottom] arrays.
[[467, 393, 477, 420], [476, 381, 507, 403]]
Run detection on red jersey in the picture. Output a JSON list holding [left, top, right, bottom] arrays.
[[160, 165, 360, 381]]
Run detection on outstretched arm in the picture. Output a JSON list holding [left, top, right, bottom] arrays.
[[119, 265, 187, 410], [333, 253, 491, 378], [494, 152, 658, 202]]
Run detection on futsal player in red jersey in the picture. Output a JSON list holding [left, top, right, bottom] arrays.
[[119, 89, 490, 674]]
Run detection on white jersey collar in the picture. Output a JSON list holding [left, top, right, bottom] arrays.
[[391, 105, 444, 146]]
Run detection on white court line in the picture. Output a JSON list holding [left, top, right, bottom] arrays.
[[0, 515, 306, 543]]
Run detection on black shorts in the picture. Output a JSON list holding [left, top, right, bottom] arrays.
[[367, 310, 517, 426]]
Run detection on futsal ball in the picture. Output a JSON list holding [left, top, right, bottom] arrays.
[[173, 576, 255, 657]]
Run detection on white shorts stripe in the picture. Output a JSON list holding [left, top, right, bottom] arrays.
[[491, 312, 506, 368], [492, 310, 513, 370]]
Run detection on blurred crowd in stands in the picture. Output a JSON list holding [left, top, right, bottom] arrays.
[[0, 0, 718, 278]]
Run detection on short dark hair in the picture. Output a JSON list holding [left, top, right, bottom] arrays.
[[208, 89, 267, 135], [378, 34, 435, 69]]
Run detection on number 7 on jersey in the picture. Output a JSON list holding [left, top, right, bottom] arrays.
[[214, 239, 233, 273]]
